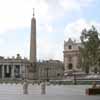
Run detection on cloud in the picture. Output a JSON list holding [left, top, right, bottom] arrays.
[[0, 38, 4, 45], [37, 32, 63, 60], [60, 0, 80, 12], [59, 0, 94, 12], [0, 0, 49, 33], [64, 19, 100, 41], [0, 0, 95, 33], [0, 0, 97, 60], [28, 0, 96, 60]]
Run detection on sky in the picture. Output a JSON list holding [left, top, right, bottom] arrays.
[[0, 0, 100, 61]]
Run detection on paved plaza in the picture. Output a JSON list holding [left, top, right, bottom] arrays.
[[0, 84, 89, 95], [0, 84, 99, 100]]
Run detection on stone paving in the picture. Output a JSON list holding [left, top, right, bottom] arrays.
[[0, 84, 99, 100]]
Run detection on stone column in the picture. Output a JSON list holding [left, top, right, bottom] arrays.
[[2, 65, 4, 79], [7, 65, 9, 73], [19, 64, 22, 79], [11, 64, 15, 79], [25, 64, 28, 79]]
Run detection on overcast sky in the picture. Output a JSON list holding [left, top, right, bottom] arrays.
[[0, 0, 100, 61]]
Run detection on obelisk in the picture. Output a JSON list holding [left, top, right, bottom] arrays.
[[30, 9, 36, 63]]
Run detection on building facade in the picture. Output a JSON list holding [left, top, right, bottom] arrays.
[[63, 38, 82, 75], [0, 54, 30, 80], [0, 54, 64, 80], [37, 60, 64, 80], [64, 38, 100, 75]]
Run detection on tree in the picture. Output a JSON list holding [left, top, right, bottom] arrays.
[[79, 26, 100, 74]]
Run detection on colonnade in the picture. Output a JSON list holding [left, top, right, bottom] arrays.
[[0, 64, 21, 79]]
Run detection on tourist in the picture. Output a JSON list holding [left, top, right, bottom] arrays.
[[23, 81, 28, 94], [41, 81, 46, 95]]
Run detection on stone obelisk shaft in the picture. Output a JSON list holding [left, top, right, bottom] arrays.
[[30, 11, 36, 63]]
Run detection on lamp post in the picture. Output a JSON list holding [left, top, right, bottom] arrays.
[[23, 63, 28, 95], [45, 67, 49, 82], [73, 70, 77, 85], [46, 67, 49, 82], [98, 59, 100, 74], [41, 67, 49, 95]]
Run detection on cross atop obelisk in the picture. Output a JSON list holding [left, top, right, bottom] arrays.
[[33, 8, 34, 16]]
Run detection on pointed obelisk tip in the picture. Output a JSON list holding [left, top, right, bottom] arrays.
[[33, 8, 35, 16]]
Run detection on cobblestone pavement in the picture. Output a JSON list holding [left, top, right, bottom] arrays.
[[0, 84, 99, 100]]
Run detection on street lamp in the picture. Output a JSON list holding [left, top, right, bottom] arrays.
[[73, 70, 77, 85], [98, 59, 100, 74], [45, 67, 49, 82]]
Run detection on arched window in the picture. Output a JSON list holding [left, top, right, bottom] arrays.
[[94, 67, 98, 74], [68, 45, 72, 49], [57, 73, 60, 77], [68, 63, 73, 70]]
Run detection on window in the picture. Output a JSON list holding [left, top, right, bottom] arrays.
[[68, 45, 72, 49], [94, 67, 98, 74], [15, 65, 20, 78], [4, 65, 11, 78], [57, 73, 60, 76], [68, 63, 73, 70]]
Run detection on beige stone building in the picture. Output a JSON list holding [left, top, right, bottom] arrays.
[[0, 54, 30, 80], [63, 38, 82, 75], [37, 60, 64, 80], [0, 54, 64, 80], [63, 38, 100, 75]]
